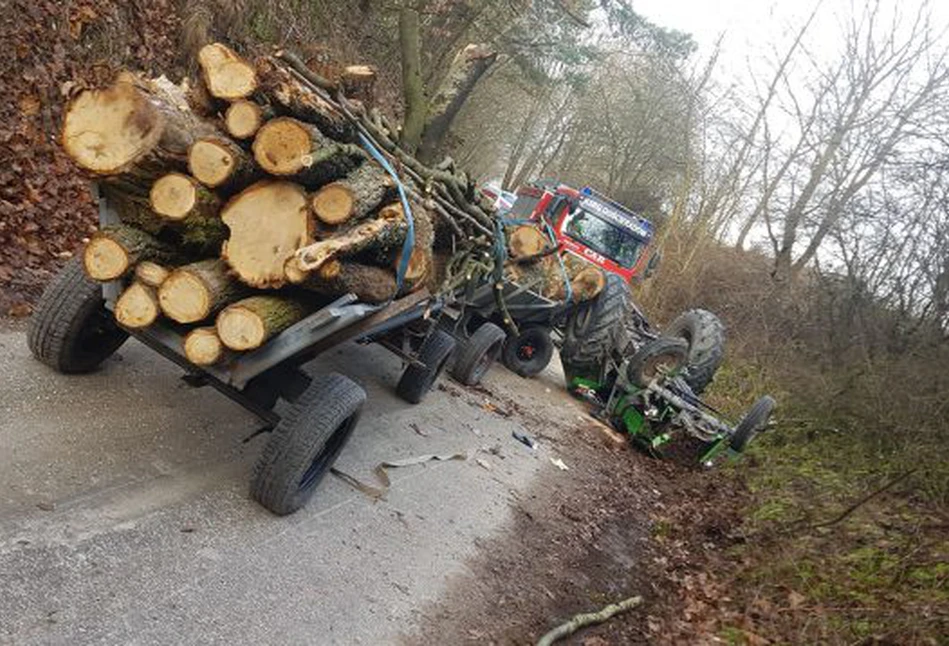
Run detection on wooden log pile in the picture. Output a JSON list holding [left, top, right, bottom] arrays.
[[63, 42, 604, 367]]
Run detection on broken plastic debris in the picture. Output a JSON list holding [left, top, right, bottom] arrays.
[[550, 457, 569, 471]]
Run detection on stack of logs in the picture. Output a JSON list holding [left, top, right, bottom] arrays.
[[62, 42, 605, 367]]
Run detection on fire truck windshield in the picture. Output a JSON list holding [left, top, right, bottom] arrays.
[[564, 208, 645, 269]]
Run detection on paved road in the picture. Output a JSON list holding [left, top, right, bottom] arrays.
[[0, 321, 583, 645]]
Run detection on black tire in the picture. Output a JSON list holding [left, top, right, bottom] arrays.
[[396, 329, 456, 404], [502, 326, 554, 377], [729, 395, 776, 452], [626, 337, 689, 387], [451, 322, 506, 386], [560, 274, 631, 383], [27, 257, 128, 374], [664, 309, 725, 394], [251, 373, 366, 516]]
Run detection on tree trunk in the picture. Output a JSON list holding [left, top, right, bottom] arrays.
[[221, 180, 313, 288], [396, 200, 435, 293], [62, 73, 218, 185], [298, 260, 397, 304], [189, 136, 256, 190], [158, 258, 247, 323], [570, 265, 606, 302], [82, 224, 182, 281], [252, 117, 363, 188], [224, 99, 272, 139], [399, 6, 426, 154], [293, 202, 408, 273], [198, 43, 258, 100], [417, 43, 498, 164], [216, 295, 309, 350], [134, 261, 170, 287], [310, 162, 394, 225], [256, 57, 356, 142], [115, 282, 160, 328], [184, 326, 232, 366]]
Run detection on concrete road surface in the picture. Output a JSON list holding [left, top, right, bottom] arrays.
[[0, 320, 584, 645]]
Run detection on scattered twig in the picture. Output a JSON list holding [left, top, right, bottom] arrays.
[[811, 469, 917, 530], [536, 595, 643, 645]]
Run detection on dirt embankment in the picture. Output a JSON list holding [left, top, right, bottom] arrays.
[[408, 379, 747, 645]]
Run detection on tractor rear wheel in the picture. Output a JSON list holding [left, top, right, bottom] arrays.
[[664, 309, 725, 394], [560, 274, 631, 385]]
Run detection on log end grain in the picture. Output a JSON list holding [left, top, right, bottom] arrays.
[[83, 236, 130, 281], [150, 172, 199, 220], [115, 282, 159, 328], [225, 100, 264, 139], [198, 43, 258, 100], [311, 183, 355, 225], [134, 261, 170, 287], [158, 271, 212, 323], [252, 117, 315, 176], [189, 139, 239, 188], [184, 327, 225, 366], [62, 79, 162, 175]]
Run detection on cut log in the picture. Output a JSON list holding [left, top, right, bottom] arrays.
[[571, 265, 606, 302], [294, 202, 407, 273], [188, 137, 256, 190], [252, 116, 363, 188], [62, 73, 218, 184], [184, 326, 231, 366], [341, 65, 376, 105], [158, 258, 247, 323], [298, 260, 397, 304], [224, 99, 271, 139], [395, 201, 435, 293], [115, 282, 160, 329], [216, 295, 308, 350], [310, 162, 393, 225], [150, 172, 220, 221], [221, 180, 312, 288], [509, 225, 548, 258], [83, 224, 181, 281], [134, 261, 170, 287], [198, 43, 258, 100], [256, 57, 357, 141]]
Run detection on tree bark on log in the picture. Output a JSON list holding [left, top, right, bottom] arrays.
[[294, 202, 407, 273], [298, 260, 397, 304], [341, 65, 376, 106], [570, 265, 606, 302], [134, 261, 170, 287], [252, 117, 363, 188], [188, 136, 257, 190], [158, 258, 247, 323], [256, 57, 357, 141], [115, 282, 160, 328], [310, 162, 393, 225], [221, 180, 313, 288], [62, 73, 219, 185], [224, 99, 272, 139], [183, 326, 232, 366], [198, 43, 258, 100], [83, 224, 182, 281], [216, 295, 309, 350]]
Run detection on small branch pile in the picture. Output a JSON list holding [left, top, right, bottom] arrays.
[[62, 42, 604, 366]]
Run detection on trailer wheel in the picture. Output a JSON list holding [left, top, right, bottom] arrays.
[[27, 257, 128, 374], [397, 329, 456, 404], [502, 326, 554, 377], [251, 373, 366, 516], [451, 322, 505, 386], [729, 395, 776, 452]]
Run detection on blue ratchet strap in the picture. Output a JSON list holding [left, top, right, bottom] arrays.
[[544, 221, 572, 302], [358, 132, 415, 293]]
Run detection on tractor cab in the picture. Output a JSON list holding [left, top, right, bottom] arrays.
[[509, 181, 656, 282]]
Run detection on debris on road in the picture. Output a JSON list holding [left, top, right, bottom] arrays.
[[512, 431, 538, 450], [549, 457, 569, 471], [536, 595, 643, 646], [331, 452, 467, 499]]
